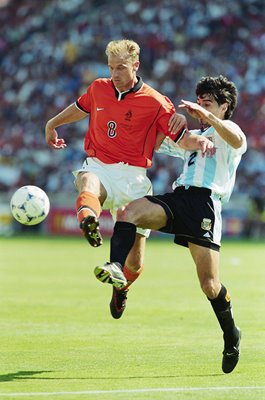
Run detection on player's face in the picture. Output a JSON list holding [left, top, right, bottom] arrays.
[[197, 94, 227, 121], [108, 54, 139, 92]]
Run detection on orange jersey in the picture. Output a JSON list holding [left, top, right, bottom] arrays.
[[76, 77, 181, 168]]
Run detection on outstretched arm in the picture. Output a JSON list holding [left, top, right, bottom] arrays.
[[179, 100, 244, 149], [166, 113, 215, 157], [45, 103, 88, 149], [178, 130, 215, 157]]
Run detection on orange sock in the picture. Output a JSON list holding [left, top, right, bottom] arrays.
[[122, 265, 144, 290], [76, 191, 101, 224]]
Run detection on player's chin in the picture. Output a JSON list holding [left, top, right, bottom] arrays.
[[113, 80, 121, 87]]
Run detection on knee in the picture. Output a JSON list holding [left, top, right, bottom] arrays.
[[76, 172, 90, 192], [76, 172, 97, 192], [200, 279, 220, 299], [116, 204, 136, 224]]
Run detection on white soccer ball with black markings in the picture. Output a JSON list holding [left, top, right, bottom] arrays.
[[10, 185, 50, 226]]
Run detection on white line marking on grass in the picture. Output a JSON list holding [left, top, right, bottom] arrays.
[[0, 386, 264, 397]]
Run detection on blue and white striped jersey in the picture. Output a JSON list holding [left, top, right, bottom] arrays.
[[157, 121, 247, 203]]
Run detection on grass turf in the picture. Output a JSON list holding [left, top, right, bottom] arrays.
[[0, 236, 264, 399]]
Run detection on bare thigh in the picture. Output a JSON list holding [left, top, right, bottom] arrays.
[[118, 197, 168, 230]]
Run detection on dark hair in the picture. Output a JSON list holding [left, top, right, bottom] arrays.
[[195, 75, 238, 119]]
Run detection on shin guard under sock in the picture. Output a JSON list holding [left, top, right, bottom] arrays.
[[110, 222, 136, 269], [209, 284, 238, 344], [76, 191, 101, 224]]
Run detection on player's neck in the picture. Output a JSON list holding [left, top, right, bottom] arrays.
[[200, 122, 210, 132], [115, 77, 138, 93]]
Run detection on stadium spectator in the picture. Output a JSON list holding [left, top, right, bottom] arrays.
[[0, 0, 264, 231]]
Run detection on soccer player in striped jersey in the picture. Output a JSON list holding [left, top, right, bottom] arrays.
[[45, 39, 214, 320], [95, 75, 247, 374]]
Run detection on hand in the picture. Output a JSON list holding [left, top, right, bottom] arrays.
[[45, 124, 67, 149], [199, 137, 216, 158], [168, 112, 187, 134], [178, 100, 210, 121]]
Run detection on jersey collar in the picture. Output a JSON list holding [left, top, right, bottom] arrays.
[[112, 76, 143, 100]]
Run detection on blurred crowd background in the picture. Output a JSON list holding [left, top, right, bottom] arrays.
[[1, 0, 265, 237]]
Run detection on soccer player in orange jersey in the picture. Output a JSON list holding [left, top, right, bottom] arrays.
[[45, 39, 214, 319]]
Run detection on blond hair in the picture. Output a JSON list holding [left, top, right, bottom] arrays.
[[105, 39, 140, 62]]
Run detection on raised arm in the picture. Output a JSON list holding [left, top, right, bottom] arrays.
[[45, 103, 88, 149], [179, 100, 244, 149]]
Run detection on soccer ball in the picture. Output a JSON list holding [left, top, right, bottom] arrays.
[[10, 185, 50, 226]]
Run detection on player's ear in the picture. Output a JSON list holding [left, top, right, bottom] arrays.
[[134, 60, 140, 72], [221, 102, 228, 115]]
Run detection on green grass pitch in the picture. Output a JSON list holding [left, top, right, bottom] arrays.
[[0, 235, 264, 400]]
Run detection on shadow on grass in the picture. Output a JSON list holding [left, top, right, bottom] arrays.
[[0, 371, 53, 382], [0, 371, 223, 382]]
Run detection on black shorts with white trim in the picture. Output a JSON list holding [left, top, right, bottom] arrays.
[[145, 186, 221, 251]]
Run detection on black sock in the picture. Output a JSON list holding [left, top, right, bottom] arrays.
[[209, 284, 238, 345], [110, 222, 137, 270]]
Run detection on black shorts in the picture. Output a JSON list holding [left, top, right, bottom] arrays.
[[145, 186, 221, 251]]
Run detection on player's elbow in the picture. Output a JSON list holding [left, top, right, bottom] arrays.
[[230, 135, 244, 149]]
